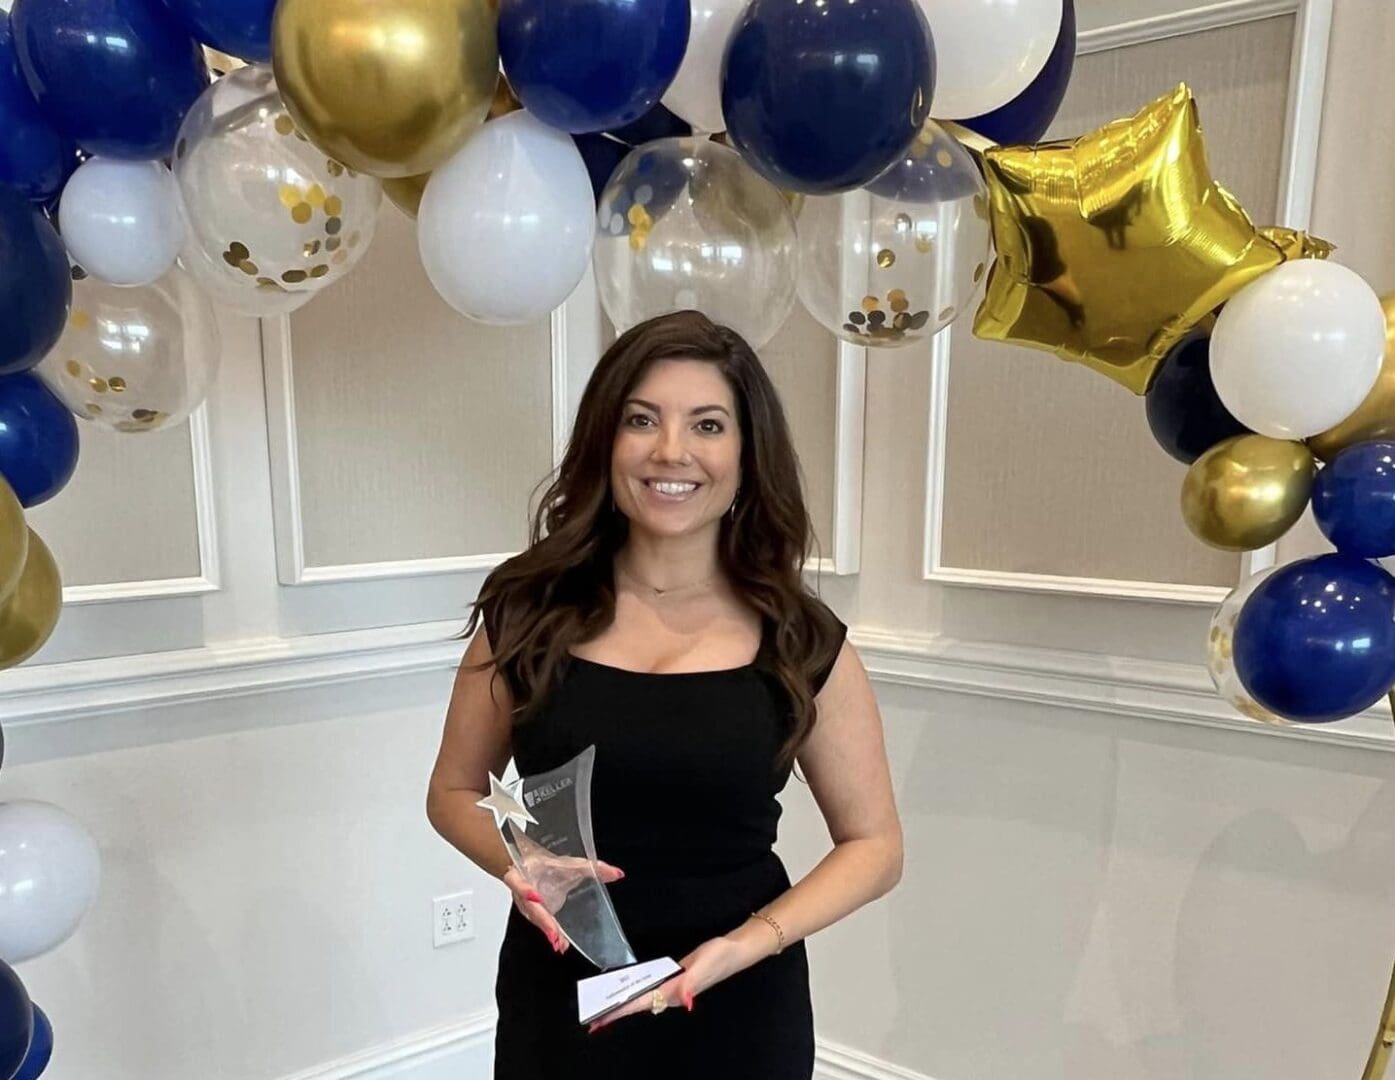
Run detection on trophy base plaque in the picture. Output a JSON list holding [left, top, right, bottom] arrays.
[[578, 956, 684, 1025]]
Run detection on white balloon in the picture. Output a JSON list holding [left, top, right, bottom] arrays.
[[661, 0, 744, 133], [0, 800, 101, 964], [58, 158, 186, 287], [1211, 259, 1385, 440], [918, 0, 1062, 119], [419, 111, 596, 325]]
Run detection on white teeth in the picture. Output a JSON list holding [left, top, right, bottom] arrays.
[[649, 481, 698, 495]]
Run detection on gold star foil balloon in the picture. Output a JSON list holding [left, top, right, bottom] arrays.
[[972, 83, 1294, 395]]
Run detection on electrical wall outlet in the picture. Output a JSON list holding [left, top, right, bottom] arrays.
[[433, 890, 475, 947]]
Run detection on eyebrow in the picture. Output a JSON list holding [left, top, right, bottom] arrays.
[[624, 398, 732, 418]]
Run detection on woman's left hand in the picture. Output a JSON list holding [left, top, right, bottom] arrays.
[[586, 933, 755, 1033]]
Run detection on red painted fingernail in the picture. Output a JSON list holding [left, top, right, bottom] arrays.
[[526, 890, 544, 904], [683, 991, 694, 1011]]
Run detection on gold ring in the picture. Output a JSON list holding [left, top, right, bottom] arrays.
[[650, 989, 667, 1015]]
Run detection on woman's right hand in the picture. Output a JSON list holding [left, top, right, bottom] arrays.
[[503, 858, 625, 955]]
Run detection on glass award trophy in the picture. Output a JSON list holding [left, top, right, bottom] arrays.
[[477, 745, 681, 1024]]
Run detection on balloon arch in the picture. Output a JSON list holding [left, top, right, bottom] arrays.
[[5, 0, 1395, 1076]]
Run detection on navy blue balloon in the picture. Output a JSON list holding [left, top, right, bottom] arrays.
[[1312, 441, 1395, 558], [10, 0, 207, 159], [499, 0, 690, 134], [0, 186, 71, 377], [1233, 553, 1395, 722], [573, 133, 631, 204], [0, 16, 75, 202], [960, 0, 1076, 145], [0, 959, 32, 1080], [722, 0, 935, 195], [0, 372, 79, 508], [1145, 329, 1249, 464], [11, 1004, 50, 1080], [160, 0, 275, 62]]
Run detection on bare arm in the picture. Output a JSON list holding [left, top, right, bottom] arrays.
[[730, 638, 903, 959], [425, 622, 519, 881]]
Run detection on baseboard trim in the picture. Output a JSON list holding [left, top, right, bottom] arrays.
[[816, 1037, 938, 1079], [273, 1012, 929, 1080], [279, 1011, 496, 1079]]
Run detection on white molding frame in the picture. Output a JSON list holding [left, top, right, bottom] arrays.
[[61, 399, 223, 605], [819, 339, 867, 577], [262, 261, 860, 584], [921, 0, 1332, 605], [261, 281, 597, 586], [7, 622, 1391, 765]]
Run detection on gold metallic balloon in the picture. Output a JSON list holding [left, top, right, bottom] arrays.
[[1259, 225, 1336, 263], [1181, 434, 1315, 551], [1307, 292, 1395, 462], [973, 84, 1311, 395], [0, 479, 26, 607], [0, 527, 62, 671], [383, 173, 430, 220], [272, 0, 499, 179]]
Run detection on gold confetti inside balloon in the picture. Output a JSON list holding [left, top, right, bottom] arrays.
[[1206, 567, 1286, 725], [272, 0, 498, 179], [0, 527, 61, 671], [1180, 434, 1315, 551], [1308, 291, 1395, 462], [796, 120, 991, 349], [594, 137, 797, 348], [0, 479, 26, 607], [172, 65, 381, 317], [36, 267, 220, 433], [973, 84, 1308, 394]]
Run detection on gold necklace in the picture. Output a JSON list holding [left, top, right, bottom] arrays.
[[615, 562, 716, 598]]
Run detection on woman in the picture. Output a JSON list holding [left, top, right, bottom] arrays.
[[426, 310, 902, 1077]]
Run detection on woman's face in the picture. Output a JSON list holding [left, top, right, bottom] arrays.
[[611, 358, 742, 537]]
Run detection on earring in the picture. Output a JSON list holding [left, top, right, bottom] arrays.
[[729, 485, 740, 519]]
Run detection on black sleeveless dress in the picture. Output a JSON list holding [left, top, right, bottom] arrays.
[[490, 609, 847, 1079]]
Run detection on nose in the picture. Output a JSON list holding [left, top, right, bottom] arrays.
[[652, 421, 690, 464]]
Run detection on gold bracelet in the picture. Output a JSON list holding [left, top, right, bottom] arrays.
[[751, 910, 785, 954]]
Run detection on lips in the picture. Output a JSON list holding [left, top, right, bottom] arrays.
[[643, 479, 701, 502]]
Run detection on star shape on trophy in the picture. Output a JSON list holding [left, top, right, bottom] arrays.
[[476, 773, 540, 834], [971, 83, 1301, 395]]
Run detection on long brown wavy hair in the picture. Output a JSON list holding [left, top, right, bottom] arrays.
[[454, 309, 843, 775]]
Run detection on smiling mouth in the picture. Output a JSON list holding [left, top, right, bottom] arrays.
[[643, 479, 702, 501]]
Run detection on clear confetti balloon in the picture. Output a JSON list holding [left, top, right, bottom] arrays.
[[796, 120, 991, 349], [172, 64, 382, 317], [1207, 566, 1286, 725], [594, 136, 797, 348], [36, 266, 220, 432]]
